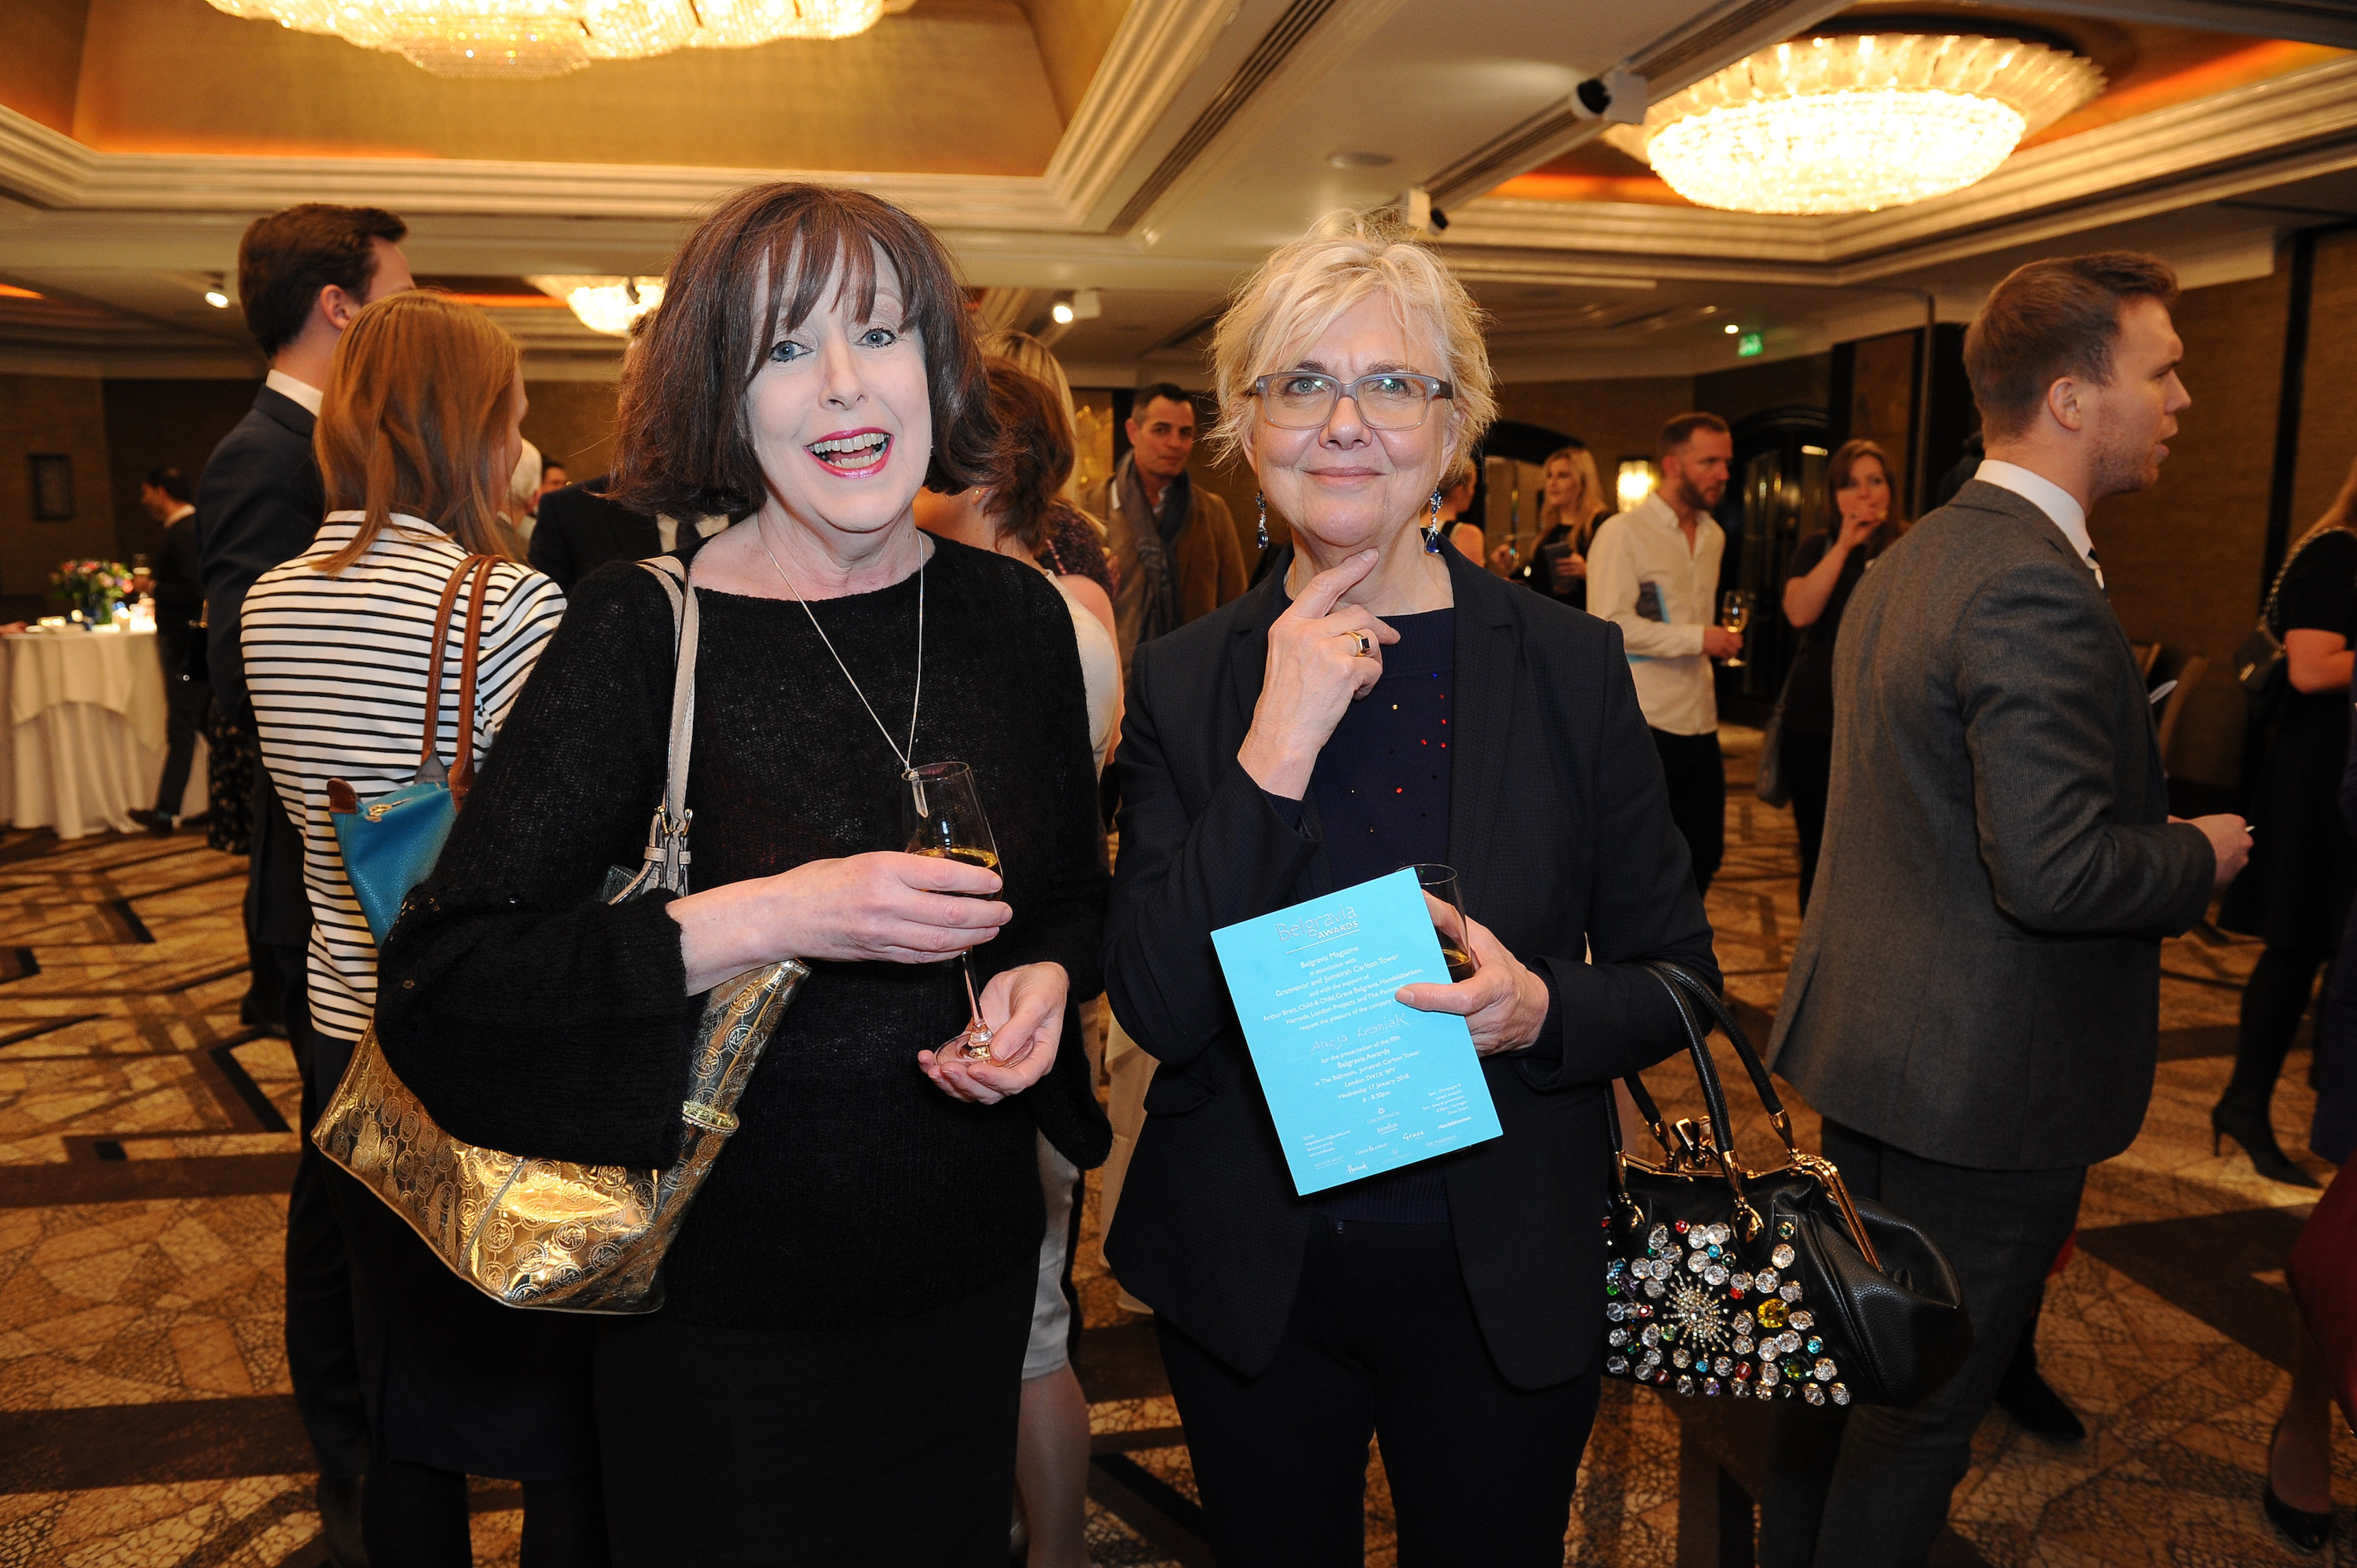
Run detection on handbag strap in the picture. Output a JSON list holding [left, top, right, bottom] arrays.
[[414, 554, 494, 789], [620, 554, 700, 896]]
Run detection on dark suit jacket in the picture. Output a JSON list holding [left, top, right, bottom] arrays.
[[196, 383, 322, 943], [196, 386, 322, 726], [1102, 544, 1719, 1388], [152, 511, 204, 670], [528, 477, 706, 593], [1768, 479, 2216, 1171]]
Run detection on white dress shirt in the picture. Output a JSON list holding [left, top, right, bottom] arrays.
[[1585, 489, 1726, 736], [1974, 459, 2102, 589], [163, 503, 196, 526], [265, 368, 324, 416]]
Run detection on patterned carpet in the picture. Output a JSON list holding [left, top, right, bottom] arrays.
[[0, 727, 2345, 1565]]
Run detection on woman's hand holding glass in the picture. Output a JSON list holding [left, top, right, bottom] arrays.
[[1236, 549, 1400, 800], [918, 961, 1069, 1104], [669, 851, 1009, 993], [1392, 909, 1551, 1057]]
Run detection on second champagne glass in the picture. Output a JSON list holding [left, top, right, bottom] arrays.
[[1404, 863, 1478, 982], [1718, 588, 1753, 669], [899, 760, 1000, 1060]]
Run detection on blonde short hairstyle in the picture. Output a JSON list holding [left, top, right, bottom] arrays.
[[1211, 213, 1495, 469]]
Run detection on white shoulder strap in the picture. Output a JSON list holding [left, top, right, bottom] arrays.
[[626, 555, 698, 895]]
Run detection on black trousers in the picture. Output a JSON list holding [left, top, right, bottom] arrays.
[[1649, 728, 1725, 895], [277, 941, 372, 1481], [1780, 728, 1834, 914], [1758, 1121, 2084, 1568], [152, 647, 209, 819], [2222, 943, 2333, 1117], [1157, 1218, 1600, 1568], [593, 1265, 1034, 1566]]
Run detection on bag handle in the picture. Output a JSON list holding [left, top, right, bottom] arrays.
[[449, 555, 494, 803], [1648, 962, 1804, 1160], [415, 554, 493, 788], [612, 554, 699, 899]]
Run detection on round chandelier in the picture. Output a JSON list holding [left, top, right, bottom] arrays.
[[203, 0, 885, 79], [530, 276, 666, 335], [1622, 33, 2104, 215]]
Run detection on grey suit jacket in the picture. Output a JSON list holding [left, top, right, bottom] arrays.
[[1767, 479, 2215, 1170]]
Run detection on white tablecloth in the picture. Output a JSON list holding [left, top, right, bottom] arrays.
[[0, 628, 208, 838]]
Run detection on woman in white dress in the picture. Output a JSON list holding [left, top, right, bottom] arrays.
[[915, 355, 1113, 1568]]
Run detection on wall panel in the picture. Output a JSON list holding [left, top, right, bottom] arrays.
[[2091, 263, 2290, 793], [0, 375, 116, 603], [101, 379, 259, 566]]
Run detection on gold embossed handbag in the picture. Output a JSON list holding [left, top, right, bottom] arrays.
[[314, 554, 808, 1313]]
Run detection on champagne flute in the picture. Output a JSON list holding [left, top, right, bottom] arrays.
[[1405, 863, 1478, 982], [1718, 589, 1753, 669], [900, 761, 1001, 1060]]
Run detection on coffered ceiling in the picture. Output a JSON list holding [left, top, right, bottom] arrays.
[[1, 0, 2354, 384]]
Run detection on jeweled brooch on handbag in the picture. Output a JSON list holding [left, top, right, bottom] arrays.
[[1603, 1215, 1849, 1406]]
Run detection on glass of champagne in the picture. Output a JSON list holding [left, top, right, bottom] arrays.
[[900, 761, 1001, 1060], [1718, 588, 1753, 669], [1404, 863, 1478, 982]]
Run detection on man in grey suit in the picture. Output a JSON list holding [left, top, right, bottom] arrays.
[[1758, 252, 2251, 1566]]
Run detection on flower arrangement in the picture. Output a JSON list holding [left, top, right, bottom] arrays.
[[50, 559, 132, 622]]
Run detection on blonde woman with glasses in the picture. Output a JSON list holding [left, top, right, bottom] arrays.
[[1100, 215, 1719, 1564]]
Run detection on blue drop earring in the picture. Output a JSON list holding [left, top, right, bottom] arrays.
[[1421, 487, 1445, 554], [1256, 493, 1270, 551]]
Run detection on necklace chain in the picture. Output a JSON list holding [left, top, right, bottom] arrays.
[[755, 519, 924, 776]]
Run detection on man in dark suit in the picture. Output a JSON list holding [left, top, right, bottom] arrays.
[[136, 467, 207, 832], [1759, 253, 2250, 1566], [195, 202, 411, 1565], [526, 474, 717, 591]]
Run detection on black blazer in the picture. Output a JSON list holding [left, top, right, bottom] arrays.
[[152, 511, 205, 666], [196, 385, 323, 727], [528, 477, 705, 592], [1102, 544, 1719, 1389]]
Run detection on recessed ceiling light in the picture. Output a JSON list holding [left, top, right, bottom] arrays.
[[204, 288, 230, 309], [1052, 301, 1076, 325], [1327, 151, 1395, 169], [1724, 323, 1740, 335]]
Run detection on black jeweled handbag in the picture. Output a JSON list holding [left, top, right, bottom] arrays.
[[1601, 963, 1974, 1409]]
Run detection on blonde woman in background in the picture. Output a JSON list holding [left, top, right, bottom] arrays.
[[1512, 442, 1606, 607], [240, 291, 596, 1566]]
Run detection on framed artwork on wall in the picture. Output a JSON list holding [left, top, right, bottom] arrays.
[[30, 455, 74, 521]]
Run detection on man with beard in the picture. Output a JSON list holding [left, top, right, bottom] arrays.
[[1758, 253, 2249, 1566], [1586, 412, 1742, 892]]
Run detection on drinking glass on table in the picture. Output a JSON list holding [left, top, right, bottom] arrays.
[[1717, 589, 1753, 668], [1404, 863, 1478, 983], [899, 760, 1000, 1060]]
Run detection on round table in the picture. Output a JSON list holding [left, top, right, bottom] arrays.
[[1, 627, 209, 838]]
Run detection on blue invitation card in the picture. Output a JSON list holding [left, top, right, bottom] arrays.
[[1211, 867, 1504, 1196]]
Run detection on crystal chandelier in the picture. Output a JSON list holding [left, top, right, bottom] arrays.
[[203, 0, 885, 79], [1616, 34, 2104, 215], [530, 276, 666, 335]]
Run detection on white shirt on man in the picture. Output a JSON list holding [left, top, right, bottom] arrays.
[[1974, 458, 2102, 588], [264, 368, 324, 416], [1585, 489, 1725, 736], [163, 503, 195, 526]]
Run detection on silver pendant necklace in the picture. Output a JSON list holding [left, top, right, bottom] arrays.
[[756, 518, 924, 776]]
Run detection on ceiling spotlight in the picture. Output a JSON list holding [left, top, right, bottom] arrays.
[[1051, 301, 1075, 325], [204, 276, 231, 309], [1724, 323, 1740, 335], [1050, 288, 1102, 327], [1328, 150, 1395, 169]]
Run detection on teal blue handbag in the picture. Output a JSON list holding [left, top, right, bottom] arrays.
[[328, 555, 493, 944]]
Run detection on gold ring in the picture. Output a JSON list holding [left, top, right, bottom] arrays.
[[1348, 630, 1373, 658]]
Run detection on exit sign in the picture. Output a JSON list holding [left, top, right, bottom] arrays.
[[1736, 331, 1764, 357]]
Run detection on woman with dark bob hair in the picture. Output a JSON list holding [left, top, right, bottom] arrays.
[[376, 182, 1110, 1563], [1101, 214, 1720, 1563]]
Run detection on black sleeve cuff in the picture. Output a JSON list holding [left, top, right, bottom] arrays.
[[1262, 788, 1307, 833]]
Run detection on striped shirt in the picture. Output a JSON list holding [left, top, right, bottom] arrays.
[[245, 511, 566, 1045]]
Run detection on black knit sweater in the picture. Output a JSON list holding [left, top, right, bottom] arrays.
[[376, 537, 1111, 1331]]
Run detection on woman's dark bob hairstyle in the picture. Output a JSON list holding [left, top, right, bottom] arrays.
[[610, 182, 996, 522]]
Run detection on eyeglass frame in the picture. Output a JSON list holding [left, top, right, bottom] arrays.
[[1248, 371, 1456, 430]]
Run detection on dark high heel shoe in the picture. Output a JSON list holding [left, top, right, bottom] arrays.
[[2212, 1103, 2323, 1188], [2265, 1420, 2335, 1552]]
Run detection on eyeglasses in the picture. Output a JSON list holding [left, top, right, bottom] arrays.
[[1250, 372, 1453, 430]]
